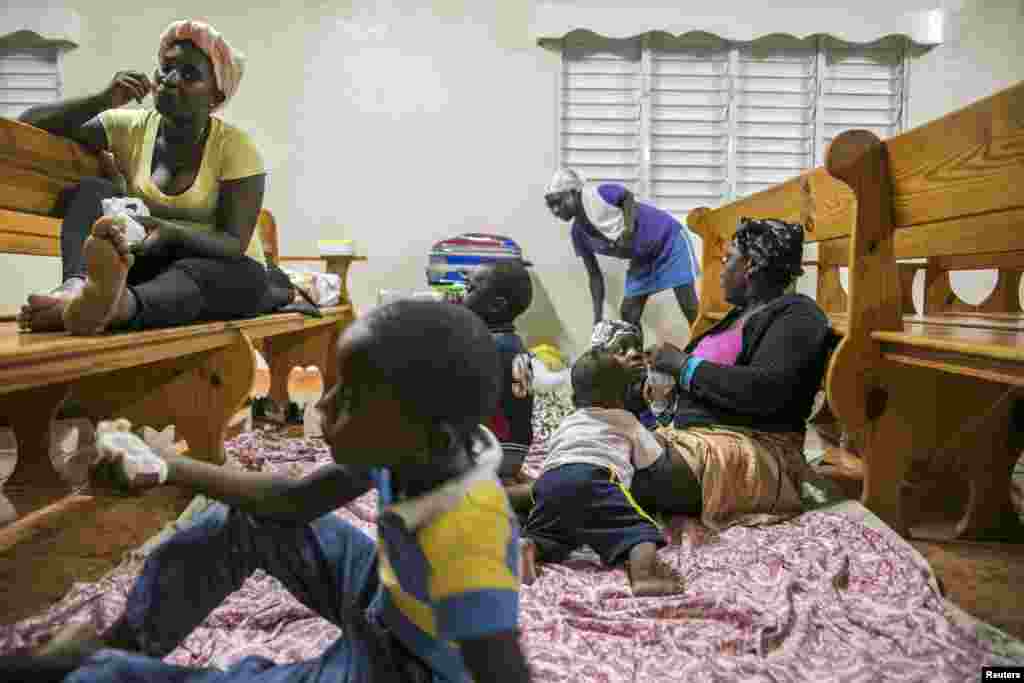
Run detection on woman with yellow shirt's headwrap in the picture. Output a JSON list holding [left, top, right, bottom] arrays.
[[17, 20, 290, 335]]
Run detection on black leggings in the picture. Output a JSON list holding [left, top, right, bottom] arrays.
[[60, 177, 278, 330]]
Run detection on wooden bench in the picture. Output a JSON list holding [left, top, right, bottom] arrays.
[[0, 116, 363, 621], [687, 81, 1024, 542]]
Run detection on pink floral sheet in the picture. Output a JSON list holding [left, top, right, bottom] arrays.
[[2, 428, 1022, 682]]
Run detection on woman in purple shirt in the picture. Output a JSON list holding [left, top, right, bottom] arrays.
[[544, 169, 700, 328]]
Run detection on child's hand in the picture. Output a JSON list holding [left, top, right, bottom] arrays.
[[511, 353, 534, 398], [90, 419, 169, 494]]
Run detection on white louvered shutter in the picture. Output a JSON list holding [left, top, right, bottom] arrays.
[[558, 34, 908, 213], [560, 36, 641, 191], [733, 38, 817, 200], [0, 46, 61, 119], [646, 34, 730, 217], [818, 37, 906, 163]]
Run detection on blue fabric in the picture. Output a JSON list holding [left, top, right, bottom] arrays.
[[570, 184, 700, 297], [524, 463, 664, 567], [623, 226, 699, 297], [682, 357, 704, 392], [66, 503, 392, 683]]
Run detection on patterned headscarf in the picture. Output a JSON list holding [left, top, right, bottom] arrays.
[[158, 20, 245, 111], [733, 217, 805, 287], [590, 319, 643, 352]]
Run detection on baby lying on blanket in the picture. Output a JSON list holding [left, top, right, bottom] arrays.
[[520, 348, 683, 597]]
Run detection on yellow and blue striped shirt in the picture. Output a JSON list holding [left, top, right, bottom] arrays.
[[370, 430, 521, 681]]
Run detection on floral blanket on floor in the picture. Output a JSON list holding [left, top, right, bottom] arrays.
[[2, 392, 1022, 681]]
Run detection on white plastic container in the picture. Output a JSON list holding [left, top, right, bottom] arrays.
[[646, 369, 676, 417], [0, 427, 17, 487], [101, 197, 149, 245]]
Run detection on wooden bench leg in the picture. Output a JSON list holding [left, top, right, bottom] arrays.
[[71, 330, 256, 464], [866, 365, 1024, 541], [265, 325, 341, 411], [952, 387, 1022, 540], [857, 386, 913, 537], [0, 384, 71, 490], [0, 333, 256, 623], [0, 384, 77, 533]]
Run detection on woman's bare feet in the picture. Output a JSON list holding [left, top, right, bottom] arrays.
[[17, 278, 85, 332], [62, 217, 134, 335], [519, 537, 539, 586]]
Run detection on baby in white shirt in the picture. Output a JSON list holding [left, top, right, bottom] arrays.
[[520, 348, 682, 596]]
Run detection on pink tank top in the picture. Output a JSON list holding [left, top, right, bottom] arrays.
[[691, 325, 744, 365]]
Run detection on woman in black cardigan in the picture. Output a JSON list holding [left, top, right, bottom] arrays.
[[635, 217, 834, 530]]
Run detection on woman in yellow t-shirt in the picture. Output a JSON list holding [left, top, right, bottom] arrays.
[[17, 20, 288, 335]]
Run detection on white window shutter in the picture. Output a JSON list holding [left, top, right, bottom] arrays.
[[646, 34, 730, 217], [733, 38, 817, 199], [560, 36, 641, 191], [558, 34, 908, 214], [819, 37, 906, 162], [0, 46, 61, 120]]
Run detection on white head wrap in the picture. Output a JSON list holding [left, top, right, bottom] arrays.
[[545, 168, 584, 195], [580, 184, 626, 241]]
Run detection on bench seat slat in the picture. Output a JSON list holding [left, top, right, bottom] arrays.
[[873, 325, 1024, 363], [0, 118, 100, 181], [0, 207, 61, 256], [829, 312, 1024, 332], [0, 306, 353, 395], [0, 163, 76, 216]]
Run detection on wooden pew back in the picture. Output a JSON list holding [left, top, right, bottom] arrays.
[[689, 81, 1024, 325]]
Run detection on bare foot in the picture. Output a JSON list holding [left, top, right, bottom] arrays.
[[626, 541, 685, 597], [17, 278, 85, 332], [36, 621, 106, 661], [630, 575, 684, 597], [519, 537, 539, 586], [62, 217, 134, 335]]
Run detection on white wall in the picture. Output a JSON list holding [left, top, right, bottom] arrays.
[[4, 0, 1022, 351]]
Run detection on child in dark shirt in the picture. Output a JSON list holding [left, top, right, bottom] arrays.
[[463, 261, 536, 510]]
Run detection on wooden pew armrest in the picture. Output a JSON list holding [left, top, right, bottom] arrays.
[[872, 329, 1024, 364]]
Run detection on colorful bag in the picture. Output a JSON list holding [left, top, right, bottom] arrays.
[[426, 232, 530, 287]]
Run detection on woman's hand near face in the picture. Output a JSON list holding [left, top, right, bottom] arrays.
[[102, 71, 153, 108]]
